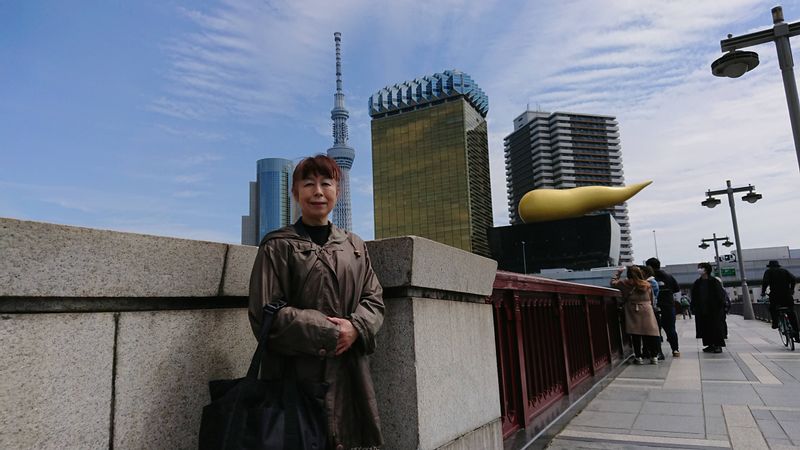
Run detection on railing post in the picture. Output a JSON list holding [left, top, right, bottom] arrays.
[[583, 295, 596, 375], [511, 292, 532, 427], [602, 296, 613, 364], [556, 294, 571, 393]]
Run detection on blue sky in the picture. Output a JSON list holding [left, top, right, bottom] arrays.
[[3, 0, 800, 265]]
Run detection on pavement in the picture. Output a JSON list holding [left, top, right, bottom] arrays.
[[547, 314, 800, 450]]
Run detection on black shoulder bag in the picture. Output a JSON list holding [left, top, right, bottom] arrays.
[[198, 301, 328, 449]]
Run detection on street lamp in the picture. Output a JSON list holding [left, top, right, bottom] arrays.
[[712, 5, 800, 173], [702, 180, 762, 320], [520, 240, 528, 274], [698, 233, 734, 277]]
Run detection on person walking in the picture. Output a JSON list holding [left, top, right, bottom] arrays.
[[680, 293, 692, 319], [762, 260, 798, 341], [612, 266, 661, 365], [640, 265, 664, 360], [646, 258, 681, 358], [691, 262, 727, 353]]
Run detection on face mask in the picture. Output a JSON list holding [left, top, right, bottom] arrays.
[[697, 269, 706, 275]]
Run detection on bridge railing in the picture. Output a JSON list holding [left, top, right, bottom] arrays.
[[489, 271, 628, 439]]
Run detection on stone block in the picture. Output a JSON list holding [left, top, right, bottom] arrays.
[[0, 218, 226, 298], [371, 297, 420, 450], [367, 236, 497, 297], [221, 244, 258, 297], [413, 298, 501, 449], [113, 309, 255, 449], [371, 297, 502, 450], [436, 419, 502, 450], [0, 313, 114, 449]]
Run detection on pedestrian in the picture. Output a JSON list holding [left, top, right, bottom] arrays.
[[691, 262, 727, 353], [680, 293, 691, 319], [646, 257, 681, 358], [248, 155, 385, 449], [640, 265, 664, 359], [762, 260, 798, 341], [612, 266, 661, 365]]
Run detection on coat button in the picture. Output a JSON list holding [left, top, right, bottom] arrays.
[[319, 348, 327, 357]]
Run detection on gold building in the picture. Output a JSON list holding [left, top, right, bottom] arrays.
[[369, 70, 493, 257]]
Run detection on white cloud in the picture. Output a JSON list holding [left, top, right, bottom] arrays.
[[478, 0, 800, 265]]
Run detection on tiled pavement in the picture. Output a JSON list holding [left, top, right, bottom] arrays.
[[547, 314, 800, 449]]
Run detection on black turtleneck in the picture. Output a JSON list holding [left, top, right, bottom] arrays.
[[298, 219, 331, 246]]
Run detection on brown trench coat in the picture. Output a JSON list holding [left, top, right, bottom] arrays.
[[248, 221, 385, 449], [613, 280, 660, 337]]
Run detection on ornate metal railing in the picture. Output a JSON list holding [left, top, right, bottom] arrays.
[[489, 271, 627, 439]]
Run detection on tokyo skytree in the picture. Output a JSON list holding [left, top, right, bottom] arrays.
[[327, 32, 354, 231]]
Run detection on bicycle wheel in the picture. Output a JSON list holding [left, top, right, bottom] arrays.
[[780, 319, 790, 347]]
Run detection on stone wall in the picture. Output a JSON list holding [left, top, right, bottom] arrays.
[[0, 218, 501, 449]]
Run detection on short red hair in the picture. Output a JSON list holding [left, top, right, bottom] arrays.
[[292, 154, 342, 195]]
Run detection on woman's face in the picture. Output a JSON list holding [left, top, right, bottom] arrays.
[[295, 174, 338, 225]]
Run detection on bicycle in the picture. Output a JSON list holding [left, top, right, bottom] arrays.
[[777, 306, 796, 351]]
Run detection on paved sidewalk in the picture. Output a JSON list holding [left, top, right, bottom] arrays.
[[547, 314, 800, 449]]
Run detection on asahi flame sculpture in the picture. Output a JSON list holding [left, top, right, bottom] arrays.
[[519, 181, 652, 223]]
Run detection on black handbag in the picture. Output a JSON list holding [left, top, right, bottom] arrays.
[[198, 301, 328, 450]]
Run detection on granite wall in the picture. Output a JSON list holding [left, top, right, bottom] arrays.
[[0, 218, 501, 450]]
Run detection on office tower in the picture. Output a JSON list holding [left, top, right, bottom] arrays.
[[369, 70, 493, 257], [504, 110, 633, 263], [241, 158, 294, 245], [327, 32, 354, 231]]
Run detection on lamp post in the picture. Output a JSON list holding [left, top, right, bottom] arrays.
[[521, 240, 528, 274], [698, 233, 734, 277], [711, 5, 800, 173], [701, 180, 763, 320], [653, 230, 659, 259]]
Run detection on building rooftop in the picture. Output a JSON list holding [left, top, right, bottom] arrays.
[[368, 69, 488, 118]]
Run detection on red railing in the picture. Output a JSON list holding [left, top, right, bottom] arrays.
[[490, 271, 627, 439]]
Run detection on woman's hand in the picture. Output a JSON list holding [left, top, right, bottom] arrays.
[[327, 317, 359, 355]]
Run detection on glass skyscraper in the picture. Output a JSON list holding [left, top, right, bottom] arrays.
[[241, 158, 294, 245], [369, 70, 493, 257]]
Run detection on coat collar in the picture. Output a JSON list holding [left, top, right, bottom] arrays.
[[293, 218, 347, 246], [259, 218, 347, 247]]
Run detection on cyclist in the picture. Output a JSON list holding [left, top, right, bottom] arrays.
[[762, 260, 798, 342]]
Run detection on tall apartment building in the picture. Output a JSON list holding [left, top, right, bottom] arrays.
[[369, 70, 493, 257], [241, 158, 295, 245], [504, 110, 633, 263]]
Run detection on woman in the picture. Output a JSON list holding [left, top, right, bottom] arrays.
[[248, 155, 385, 449], [612, 266, 661, 364], [640, 265, 664, 360], [691, 262, 727, 353]]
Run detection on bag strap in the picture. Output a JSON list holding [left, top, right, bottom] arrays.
[[246, 300, 287, 379]]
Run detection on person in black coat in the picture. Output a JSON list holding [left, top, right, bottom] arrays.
[[762, 260, 798, 340], [691, 262, 727, 353], [646, 257, 681, 358]]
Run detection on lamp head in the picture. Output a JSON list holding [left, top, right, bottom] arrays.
[[722, 240, 734, 247], [699, 242, 710, 249], [701, 197, 721, 208], [711, 50, 760, 78], [742, 191, 762, 203]]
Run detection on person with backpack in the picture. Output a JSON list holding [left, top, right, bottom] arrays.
[[612, 266, 661, 365], [646, 257, 681, 358]]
